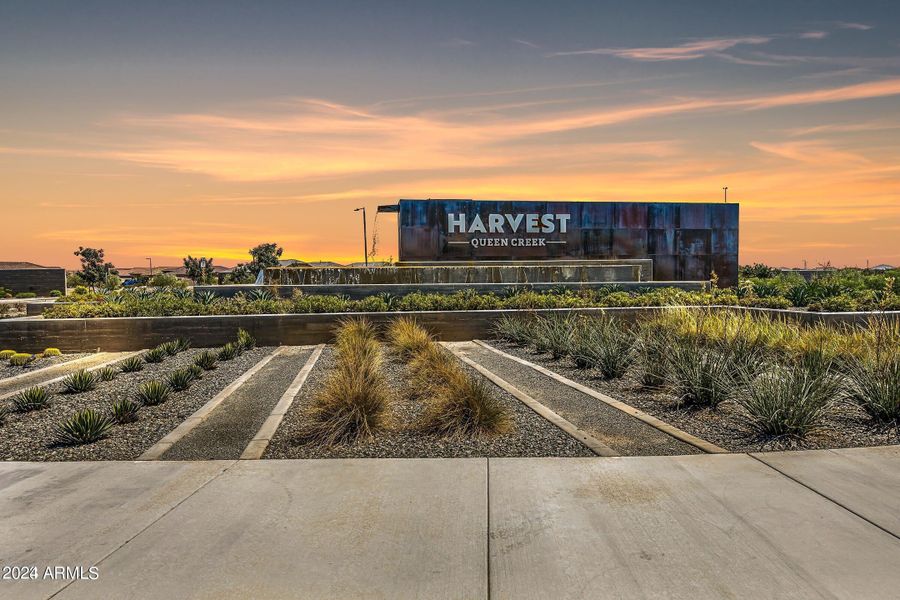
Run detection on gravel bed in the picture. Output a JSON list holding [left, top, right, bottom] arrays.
[[162, 347, 311, 460], [0, 353, 92, 380], [0, 346, 274, 461], [264, 345, 593, 459], [491, 340, 900, 453]]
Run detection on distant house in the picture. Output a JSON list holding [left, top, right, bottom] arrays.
[[120, 265, 233, 283], [0, 261, 66, 296], [871, 264, 896, 272]]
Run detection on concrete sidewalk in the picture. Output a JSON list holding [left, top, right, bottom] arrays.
[[1, 448, 899, 599]]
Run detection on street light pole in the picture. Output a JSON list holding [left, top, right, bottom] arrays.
[[723, 186, 728, 203], [146, 257, 153, 278], [354, 207, 368, 266]]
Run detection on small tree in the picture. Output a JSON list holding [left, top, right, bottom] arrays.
[[248, 243, 283, 275], [227, 263, 255, 284], [73, 247, 118, 291], [183, 255, 215, 284]]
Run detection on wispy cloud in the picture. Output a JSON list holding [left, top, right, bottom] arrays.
[[799, 31, 829, 40], [441, 37, 476, 48], [511, 38, 540, 49], [835, 22, 873, 31], [750, 140, 869, 164], [548, 36, 771, 61]]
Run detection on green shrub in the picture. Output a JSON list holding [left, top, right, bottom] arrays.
[[12, 386, 51, 412], [736, 358, 840, 437], [808, 294, 858, 312], [56, 409, 113, 445], [166, 369, 195, 391], [0, 349, 16, 360], [845, 356, 900, 422], [143, 347, 166, 363], [110, 398, 141, 424], [120, 356, 144, 372], [194, 351, 218, 371], [218, 342, 239, 361], [96, 366, 118, 381], [570, 317, 636, 379], [42, 347, 62, 356], [62, 370, 96, 393], [136, 380, 171, 406], [49, 289, 64, 297], [15, 292, 37, 299], [9, 353, 34, 366], [236, 328, 256, 350]]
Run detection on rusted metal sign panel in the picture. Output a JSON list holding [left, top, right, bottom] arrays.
[[397, 199, 739, 286]]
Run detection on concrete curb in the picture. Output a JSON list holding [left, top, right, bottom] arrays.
[[472, 340, 728, 455], [0, 351, 141, 401], [137, 347, 288, 461], [240, 344, 324, 460], [445, 342, 618, 457]]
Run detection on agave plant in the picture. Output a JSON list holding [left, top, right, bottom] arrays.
[[172, 287, 194, 300], [247, 288, 274, 301], [218, 342, 239, 361], [187, 363, 204, 379], [62, 370, 97, 394], [173, 337, 191, 353], [194, 290, 220, 305], [12, 386, 51, 412], [194, 351, 218, 371], [166, 369, 195, 391], [119, 356, 144, 373], [110, 398, 141, 424], [0, 405, 7, 425], [96, 366, 118, 381], [236, 328, 256, 350], [143, 347, 166, 364], [56, 409, 113, 445], [159, 340, 180, 356], [135, 380, 171, 406]]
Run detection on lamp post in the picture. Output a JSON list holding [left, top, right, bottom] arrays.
[[723, 186, 728, 203], [354, 207, 368, 266], [146, 257, 153, 278]]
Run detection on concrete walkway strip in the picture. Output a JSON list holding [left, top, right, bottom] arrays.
[[0, 460, 233, 600], [53, 459, 489, 600], [489, 455, 900, 599], [240, 344, 324, 460], [752, 445, 900, 539], [0, 351, 141, 400], [445, 342, 618, 457], [137, 347, 288, 461], [473, 339, 727, 454]]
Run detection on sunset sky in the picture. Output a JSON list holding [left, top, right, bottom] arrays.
[[2, 0, 900, 269]]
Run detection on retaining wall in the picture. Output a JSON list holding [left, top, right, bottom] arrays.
[[1, 307, 898, 352]]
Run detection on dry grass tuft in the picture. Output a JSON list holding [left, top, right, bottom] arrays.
[[386, 317, 434, 360], [300, 318, 392, 446]]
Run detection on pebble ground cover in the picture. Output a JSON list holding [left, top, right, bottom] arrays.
[[492, 308, 900, 452]]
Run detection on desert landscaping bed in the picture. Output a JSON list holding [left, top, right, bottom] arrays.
[[0, 345, 273, 461], [0, 352, 92, 380], [264, 343, 593, 459], [489, 309, 900, 453]]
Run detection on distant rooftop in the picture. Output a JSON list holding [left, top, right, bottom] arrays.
[[0, 261, 60, 270]]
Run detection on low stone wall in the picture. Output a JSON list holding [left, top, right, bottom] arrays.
[[1, 306, 898, 352]]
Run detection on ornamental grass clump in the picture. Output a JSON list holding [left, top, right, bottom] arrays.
[[42, 348, 62, 356], [12, 386, 51, 412], [56, 409, 113, 446], [194, 351, 218, 371], [532, 314, 576, 359], [135, 380, 171, 406], [491, 315, 533, 346], [300, 319, 391, 446], [667, 343, 736, 408], [166, 368, 195, 391], [386, 317, 433, 360], [845, 355, 900, 422], [419, 363, 513, 438], [0, 349, 15, 360], [736, 356, 841, 438], [571, 316, 637, 379], [110, 398, 140, 424], [62, 369, 96, 394], [634, 320, 672, 388]]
